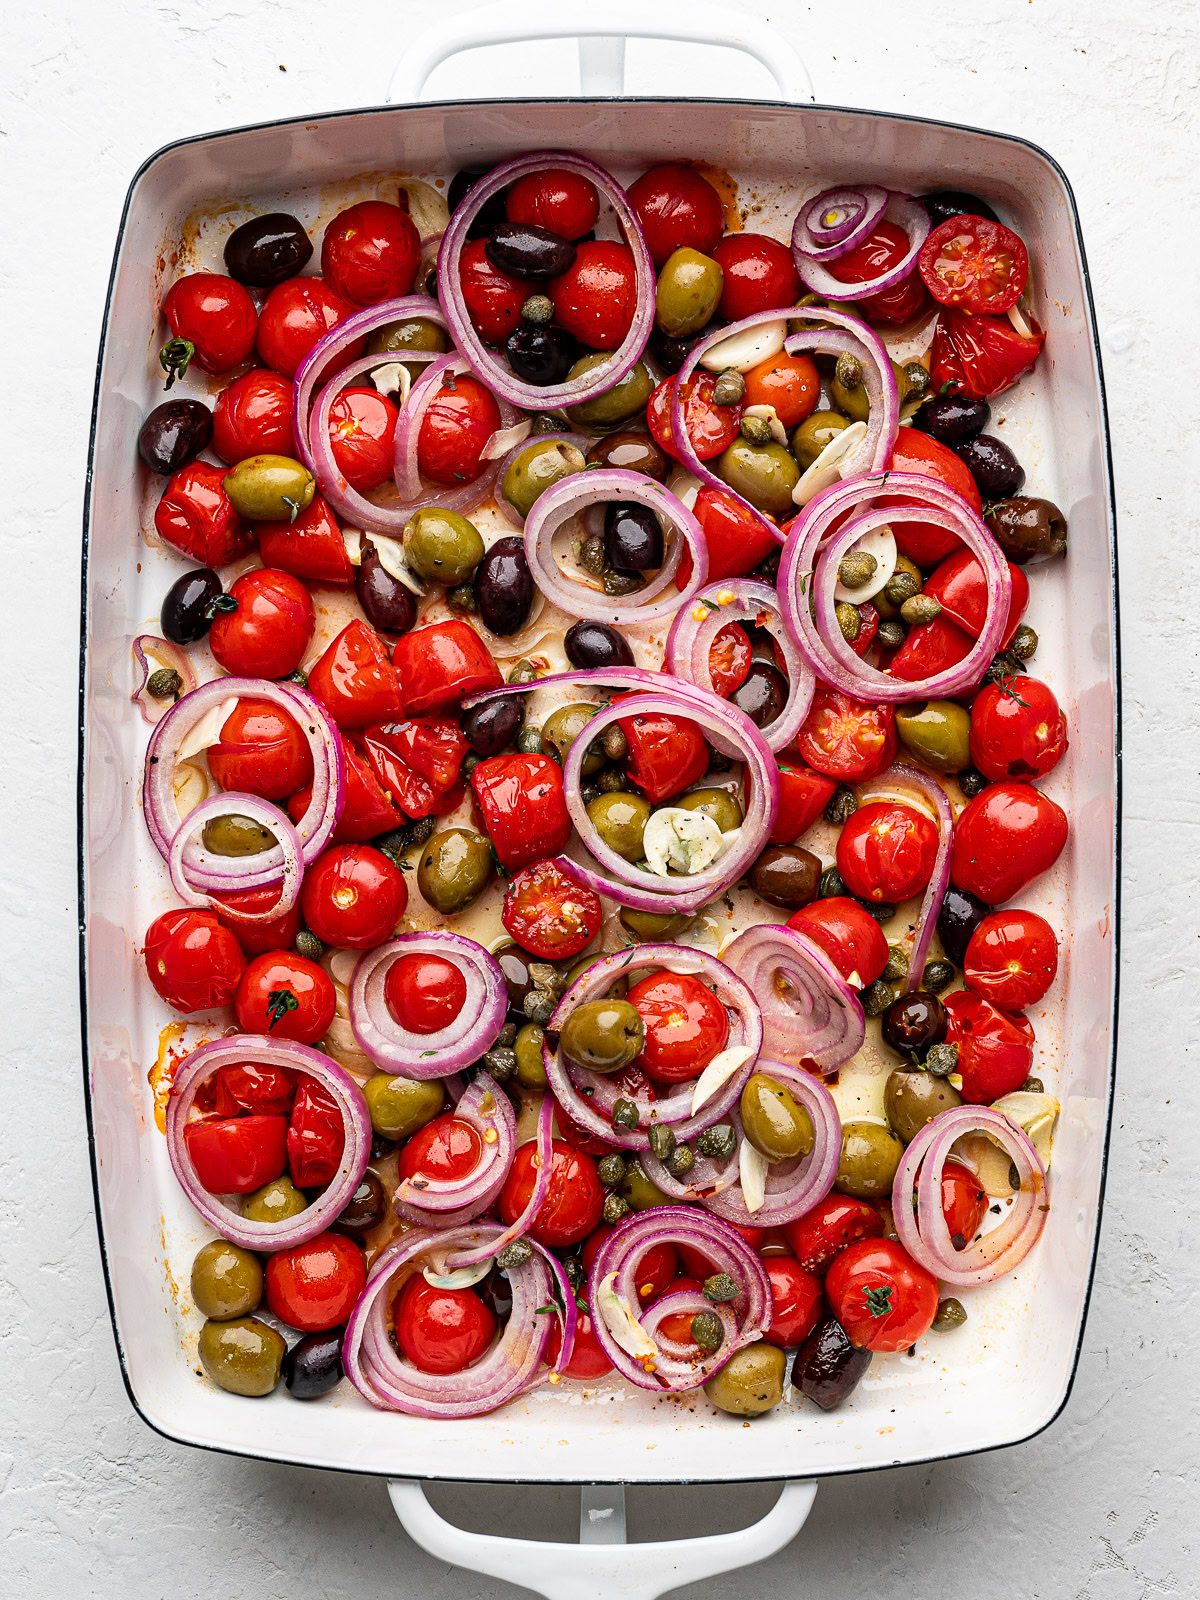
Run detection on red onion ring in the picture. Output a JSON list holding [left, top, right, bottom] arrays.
[[492, 432, 591, 528], [132, 635, 195, 726], [448, 1092, 555, 1270], [168, 791, 303, 920], [794, 184, 890, 258], [543, 945, 762, 1152], [855, 764, 953, 987], [719, 923, 864, 1073], [164, 1036, 370, 1250], [892, 1106, 1049, 1286], [390, 353, 517, 513], [392, 1071, 515, 1228], [793, 194, 932, 300], [349, 932, 507, 1078], [438, 151, 655, 410]]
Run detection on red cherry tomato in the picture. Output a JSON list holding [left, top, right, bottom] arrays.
[[618, 709, 709, 803], [628, 164, 724, 267], [256, 276, 359, 379], [675, 485, 779, 589], [255, 495, 354, 587], [204, 1060, 296, 1117], [321, 200, 420, 307], [208, 568, 315, 679], [288, 733, 402, 843], [918, 215, 1029, 315], [472, 753, 570, 873], [385, 953, 467, 1034], [184, 1113, 286, 1195], [707, 622, 752, 698], [783, 1194, 885, 1275], [550, 241, 638, 350], [399, 1113, 483, 1185], [969, 676, 1068, 782], [144, 908, 245, 1013], [499, 1140, 605, 1248], [835, 801, 940, 904], [370, 714, 466, 792], [741, 353, 819, 429], [208, 697, 313, 799], [654, 1276, 706, 1346], [825, 1238, 938, 1352], [711, 233, 801, 320], [825, 220, 928, 325], [416, 372, 502, 486], [950, 780, 1068, 905], [581, 1227, 678, 1304], [964, 908, 1059, 1011], [884, 430, 982, 566], [363, 728, 453, 821], [308, 619, 403, 729], [647, 371, 742, 463], [888, 614, 976, 684], [627, 970, 729, 1084], [922, 548, 1029, 646], [795, 686, 896, 782], [944, 989, 1035, 1104], [266, 1232, 366, 1332], [939, 1159, 988, 1245], [393, 619, 502, 715], [327, 386, 399, 492], [547, 1309, 612, 1379], [785, 898, 888, 988], [506, 168, 600, 240], [501, 861, 602, 962], [930, 307, 1045, 402], [770, 763, 837, 845], [301, 843, 407, 949], [675, 1227, 765, 1282], [162, 273, 257, 373], [211, 884, 303, 959], [233, 952, 337, 1044], [763, 1258, 823, 1348], [212, 370, 296, 463], [287, 1078, 345, 1188], [394, 1277, 496, 1374], [458, 238, 527, 342], [154, 461, 249, 567]]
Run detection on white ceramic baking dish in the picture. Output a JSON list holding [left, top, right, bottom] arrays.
[[79, 5, 1120, 1592]]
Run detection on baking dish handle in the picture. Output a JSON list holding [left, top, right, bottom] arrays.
[[388, 1478, 817, 1600], [386, 0, 814, 106]]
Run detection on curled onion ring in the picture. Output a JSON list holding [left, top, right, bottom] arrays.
[[167, 791, 304, 921], [391, 1072, 515, 1228], [793, 184, 890, 259], [349, 932, 507, 1078], [855, 764, 954, 988], [792, 194, 931, 300], [720, 922, 864, 1073], [132, 635, 195, 726]]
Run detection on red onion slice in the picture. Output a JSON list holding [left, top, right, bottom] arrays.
[[719, 923, 865, 1074], [855, 764, 953, 987], [447, 1092, 555, 1270], [700, 1062, 840, 1227], [349, 932, 507, 1078], [164, 1036, 370, 1250], [390, 353, 517, 514], [132, 635, 196, 726], [893, 1106, 1049, 1286], [438, 151, 655, 410], [793, 194, 932, 300], [168, 791, 304, 920], [392, 1071, 515, 1228], [795, 184, 890, 258], [492, 432, 591, 528]]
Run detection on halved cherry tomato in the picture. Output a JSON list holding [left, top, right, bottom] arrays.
[[930, 307, 1045, 402], [742, 353, 819, 429], [287, 1078, 345, 1188], [628, 164, 724, 267], [627, 970, 729, 1084], [211, 884, 303, 959], [154, 461, 249, 568], [234, 952, 337, 1044], [309, 619, 403, 729], [394, 1277, 496, 1374], [547, 1308, 612, 1379], [707, 622, 752, 698], [208, 697, 313, 799], [711, 232, 801, 320], [888, 614, 976, 684], [301, 843, 407, 949], [825, 1237, 938, 1352], [472, 753, 571, 873], [288, 733, 402, 843], [255, 495, 355, 587], [964, 909, 1059, 1011], [940, 1158, 988, 1245], [399, 1113, 483, 1185], [499, 1140, 605, 1248], [417, 372, 502, 486], [918, 215, 1028, 315], [393, 620, 501, 714], [144, 908, 246, 1013], [212, 369, 296, 462], [836, 801, 940, 904], [327, 386, 399, 492], [184, 1113, 286, 1195], [795, 686, 896, 782], [208, 568, 314, 680], [506, 168, 600, 240], [763, 1258, 823, 1348], [266, 1231, 366, 1332], [619, 708, 709, 803], [884, 429, 982, 566], [922, 548, 1029, 646], [785, 898, 888, 988], [458, 238, 527, 342], [550, 241, 638, 350], [783, 1194, 885, 1275], [969, 676, 1068, 782], [256, 276, 359, 379], [385, 952, 467, 1034], [321, 200, 420, 307], [944, 989, 1035, 1104], [162, 273, 257, 374], [647, 371, 742, 463], [826, 221, 928, 325], [770, 762, 837, 845], [581, 1227, 678, 1304], [501, 861, 602, 961], [950, 780, 1068, 905], [676, 485, 779, 589]]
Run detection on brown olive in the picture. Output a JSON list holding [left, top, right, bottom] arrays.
[[139, 399, 213, 475], [604, 503, 664, 572], [792, 1316, 872, 1410], [475, 536, 534, 636], [749, 845, 821, 908], [957, 434, 1025, 499], [330, 1170, 387, 1235], [224, 212, 313, 286], [731, 662, 788, 728], [985, 496, 1068, 564], [881, 991, 947, 1055], [585, 431, 669, 481], [884, 1068, 963, 1143], [564, 620, 634, 670], [485, 221, 576, 279], [355, 545, 418, 634]]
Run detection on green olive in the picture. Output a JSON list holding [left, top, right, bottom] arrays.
[[416, 828, 493, 914], [703, 1344, 786, 1416], [714, 439, 800, 517], [190, 1239, 263, 1320], [830, 360, 913, 424], [242, 1176, 307, 1223], [619, 1157, 675, 1211], [895, 700, 972, 772], [564, 357, 655, 431], [835, 1120, 905, 1199], [790, 409, 850, 470], [559, 999, 644, 1074], [366, 316, 449, 358], [655, 247, 724, 338], [587, 792, 651, 861], [585, 431, 669, 481], [739, 1073, 815, 1162], [197, 1315, 285, 1397], [200, 813, 276, 857], [364, 1073, 445, 1140], [224, 454, 315, 522], [501, 439, 586, 521], [402, 507, 485, 585], [674, 787, 743, 833], [514, 1024, 548, 1089], [542, 703, 604, 775], [619, 906, 696, 942], [884, 1069, 963, 1144]]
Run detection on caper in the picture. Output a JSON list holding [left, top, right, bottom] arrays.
[[502, 439, 586, 521], [924, 1042, 960, 1078], [901, 594, 942, 626], [1010, 624, 1038, 660], [985, 650, 1023, 686], [884, 568, 920, 607], [201, 812, 276, 857], [835, 601, 861, 642], [835, 352, 863, 390], [242, 1176, 307, 1223], [579, 532, 607, 576], [483, 1046, 517, 1081], [602, 568, 644, 597], [402, 507, 485, 585], [612, 1098, 639, 1130], [958, 768, 989, 799], [691, 1311, 725, 1352], [860, 979, 899, 1017], [902, 362, 930, 399], [294, 929, 323, 962], [523, 987, 558, 1025], [1022, 1075, 1045, 1094], [882, 945, 910, 983], [703, 1344, 785, 1416], [861, 899, 896, 924], [824, 785, 858, 825], [666, 1144, 695, 1178], [931, 1298, 968, 1332], [597, 767, 628, 795], [516, 725, 543, 754], [147, 667, 183, 700], [597, 1153, 628, 1188], [740, 414, 773, 447], [446, 583, 474, 613], [601, 723, 629, 762], [704, 1273, 738, 1304], [877, 619, 905, 648], [602, 1192, 631, 1224], [498, 1238, 533, 1270], [819, 866, 847, 900], [838, 550, 878, 590], [648, 1123, 677, 1162], [224, 454, 315, 522], [521, 293, 554, 324], [922, 960, 955, 994], [363, 1073, 445, 1140], [713, 369, 746, 406], [513, 1024, 548, 1089], [697, 1123, 736, 1160]]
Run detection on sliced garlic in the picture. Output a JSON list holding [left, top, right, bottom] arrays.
[[743, 403, 788, 446], [739, 1137, 770, 1214], [370, 362, 412, 407], [172, 760, 209, 821], [991, 1092, 1060, 1167], [367, 532, 425, 595], [399, 178, 451, 241], [177, 696, 239, 761], [423, 1259, 494, 1291], [691, 1045, 758, 1116], [667, 467, 702, 511], [1008, 301, 1035, 340], [596, 1272, 658, 1359], [343, 528, 364, 566], [792, 421, 868, 507], [832, 524, 897, 603], [481, 419, 533, 461], [642, 808, 730, 878], [698, 320, 786, 374]]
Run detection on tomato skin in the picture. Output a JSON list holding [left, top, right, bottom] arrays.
[[826, 221, 928, 325], [288, 733, 402, 843], [184, 1113, 287, 1195], [301, 843, 407, 949], [308, 619, 403, 729], [212, 370, 296, 462], [711, 232, 801, 319], [550, 241, 638, 350], [234, 952, 337, 1044], [940, 1159, 987, 1244], [826, 1238, 939, 1352], [707, 622, 752, 698], [885, 430, 982, 566], [547, 1309, 612, 1379], [416, 373, 502, 486], [742, 353, 819, 429], [969, 676, 1068, 782], [628, 164, 724, 267], [783, 1195, 885, 1275], [208, 697, 314, 800], [394, 1278, 496, 1374], [888, 614, 976, 685], [154, 461, 250, 568], [785, 899, 888, 989], [321, 200, 420, 307], [950, 780, 1068, 905], [627, 970, 729, 1084], [393, 620, 502, 715], [501, 861, 603, 961], [208, 568, 315, 679], [836, 802, 940, 904], [266, 1232, 366, 1333], [931, 307, 1045, 402], [506, 168, 600, 240], [581, 1227, 678, 1304], [922, 548, 1029, 646], [287, 1078, 345, 1188], [211, 886, 302, 958], [256, 276, 360, 379], [385, 953, 467, 1034], [763, 1258, 823, 1348], [964, 908, 1059, 1010], [162, 273, 258, 372], [676, 486, 779, 589], [770, 763, 837, 845], [647, 372, 743, 463], [399, 1114, 483, 1185], [796, 686, 896, 782], [944, 990, 1035, 1103], [499, 1140, 605, 1248], [144, 908, 246, 1013], [458, 239, 527, 342], [472, 753, 571, 873], [327, 386, 399, 492], [619, 710, 709, 803], [255, 494, 355, 587], [918, 215, 1028, 315]]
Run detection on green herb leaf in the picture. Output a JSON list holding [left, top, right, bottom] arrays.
[[864, 1284, 894, 1318]]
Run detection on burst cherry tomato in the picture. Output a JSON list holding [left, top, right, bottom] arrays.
[[308, 619, 403, 729], [707, 622, 752, 697], [619, 709, 709, 803], [676, 485, 779, 589], [301, 843, 407, 950], [763, 1258, 823, 1348], [208, 697, 313, 799], [836, 801, 940, 904], [627, 970, 729, 1084], [184, 1113, 286, 1195], [550, 241, 638, 350], [211, 885, 302, 959], [256, 276, 359, 379], [472, 752, 571, 873], [385, 953, 467, 1034], [393, 620, 501, 715], [581, 1227, 678, 1305], [922, 548, 1029, 646], [327, 386, 399, 492], [416, 372, 501, 485], [783, 1195, 885, 1275], [547, 1309, 612, 1379], [825, 1238, 938, 1352], [970, 676, 1068, 782], [394, 1278, 496, 1374], [458, 239, 527, 342], [786, 898, 888, 988], [208, 568, 315, 679], [501, 861, 602, 961], [647, 371, 742, 463], [266, 1232, 366, 1332], [888, 614, 976, 684], [255, 495, 355, 587], [964, 909, 1059, 1010], [212, 370, 296, 462], [144, 908, 245, 1012], [162, 272, 258, 374], [499, 1140, 605, 1248], [770, 763, 837, 845], [939, 1159, 988, 1245], [628, 164, 724, 267], [234, 952, 337, 1043], [287, 1078, 345, 1188], [506, 167, 600, 239], [884, 429, 982, 566], [796, 686, 896, 782], [825, 220, 928, 325], [741, 353, 819, 428], [918, 215, 1028, 315], [711, 232, 801, 319], [154, 461, 249, 567], [321, 200, 420, 306], [951, 780, 1068, 905], [288, 733, 402, 843], [204, 1060, 296, 1117], [930, 306, 1045, 402], [399, 1113, 483, 1185], [944, 989, 1035, 1103]]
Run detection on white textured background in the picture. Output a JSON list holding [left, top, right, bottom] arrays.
[[2, 1, 1197, 1594]]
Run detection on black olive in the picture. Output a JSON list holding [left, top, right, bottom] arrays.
[[138, 399, 213, 475], [476, 1265, 513, 1323], [223, 212, 313, 287], [330, 1170, 387, 1236], [448, 167, 509, 240], [731, 661, 788, 728], [370, 1132, 397, 1162], [506, 324, 578, 387], [937, 885, 990, 966], [791, 1316, 872, 1410], [564, 620, 635, 670], [282, 1330, 344, 1399], [956, 434, 1026, 500], [355, 545, 418, 635], [918, 190, 1000, 228], [882, 990, 947, 1056], [650, 321, 718, 375], [912, 394, 990, 447], [494, 942, 534, 1013], [475, 536, 534, 636], [604, 503, 664, 572], [486, 222, 576, 279], [462, 696, 523, 757], [749, 846, 821, 909], [161, 567, 223, 644]]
